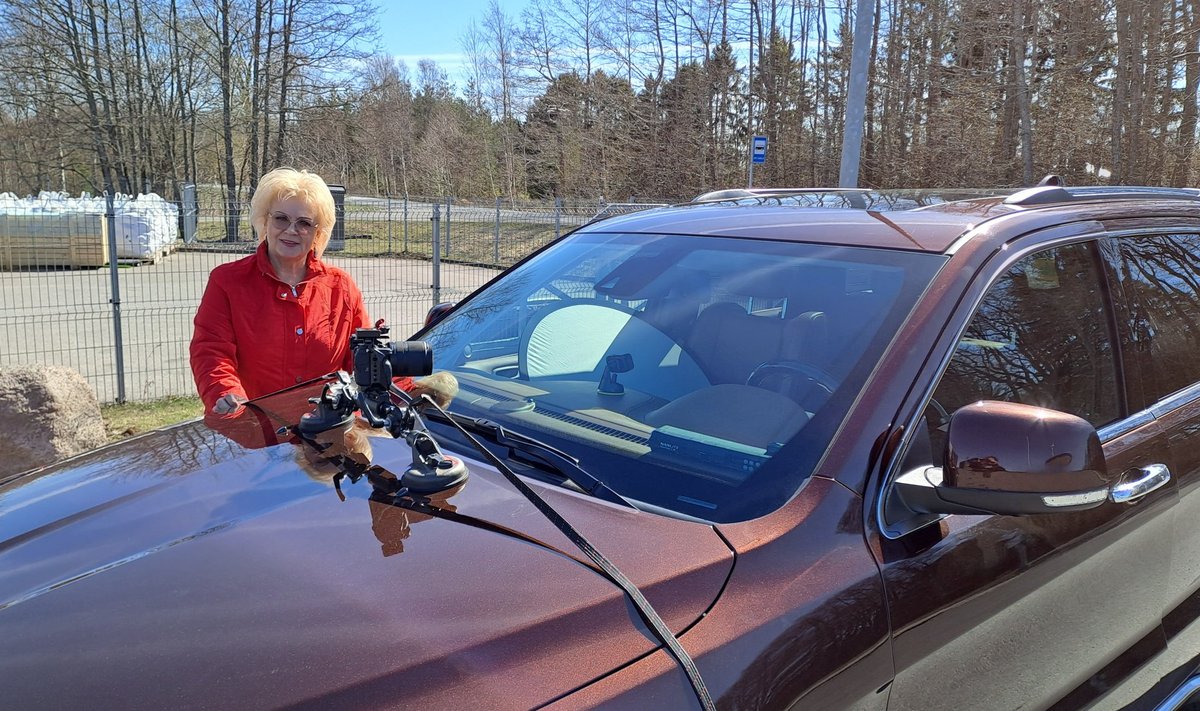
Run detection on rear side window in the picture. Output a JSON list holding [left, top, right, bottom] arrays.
[[1114, 234, 1200, 403], [928, 242, 1119, 460]]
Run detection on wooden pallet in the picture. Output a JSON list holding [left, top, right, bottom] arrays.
[[0, 214, 109, 269], [116, 241, 176, 266]]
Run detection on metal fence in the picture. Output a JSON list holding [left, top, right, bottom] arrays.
[[0, 191, 663, 403]]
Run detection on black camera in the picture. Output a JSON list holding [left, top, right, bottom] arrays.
[[351, 325, 433, 392], [299, 325, 432, 436], [298, 323, 467, 495]]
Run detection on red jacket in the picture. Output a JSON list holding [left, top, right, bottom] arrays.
[[190, 243, 370, 412]]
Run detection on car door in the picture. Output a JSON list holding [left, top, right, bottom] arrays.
[[875, 237, 1178, 710], [1093, 230, 1200, 706]]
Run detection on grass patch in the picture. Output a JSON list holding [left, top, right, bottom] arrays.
[[101, 395, 204, 442]]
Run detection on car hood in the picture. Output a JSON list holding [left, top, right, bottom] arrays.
[[0, 389, 732, 709]]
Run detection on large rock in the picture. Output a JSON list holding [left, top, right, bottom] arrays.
[[0, 366, 107, 478]]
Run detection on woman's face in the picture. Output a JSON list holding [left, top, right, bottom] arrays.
[[265, 195, 319, 263]]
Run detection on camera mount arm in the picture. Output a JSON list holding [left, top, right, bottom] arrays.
[[298, 326, 468, 495]]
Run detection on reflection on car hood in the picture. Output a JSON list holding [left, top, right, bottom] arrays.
[[0, 401, 732, 708]]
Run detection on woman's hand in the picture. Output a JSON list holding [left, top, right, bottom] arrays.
[[213, 393, 248, 414]]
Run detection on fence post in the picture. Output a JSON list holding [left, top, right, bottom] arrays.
[[180, 183, 198, 244], [431, 202, 442, 307], [403, 196, 409, 253], [327, 184, 346, 251], [104, 192, 127, 403], [494, 196, 501, 265], [554, 197, 562, 240], [386, 195, 393, 255], [224, 193, 240, 242], [444, 195, 452, 257]]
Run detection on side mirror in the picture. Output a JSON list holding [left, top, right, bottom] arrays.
[[894, 401, 1111, 516], [425, 302, 455, 328]]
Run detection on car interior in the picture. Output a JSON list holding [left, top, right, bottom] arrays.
[[426, 234, 913, 501]]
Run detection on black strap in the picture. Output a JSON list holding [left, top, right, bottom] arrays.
[[413, 392, 715, 710]]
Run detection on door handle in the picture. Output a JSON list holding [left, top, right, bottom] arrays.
[[1109, 463, 1171, 504]]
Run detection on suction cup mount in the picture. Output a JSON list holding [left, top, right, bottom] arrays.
[[401, 429, 469, 492], [297, 370, 469, 494]]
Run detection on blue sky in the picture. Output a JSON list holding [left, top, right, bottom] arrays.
[[373, 0, 523, 87], [370, 0, 760, 92]]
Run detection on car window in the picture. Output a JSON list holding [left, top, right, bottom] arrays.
[[1113, 233, 1200, 403], [421, 232, 943, 522], [927, 242, 1119, 463]]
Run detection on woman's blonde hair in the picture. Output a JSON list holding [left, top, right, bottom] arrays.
[[249, 168, 336, 257]]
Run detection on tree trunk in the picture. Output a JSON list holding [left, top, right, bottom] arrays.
[[220, 0, 240, 242]]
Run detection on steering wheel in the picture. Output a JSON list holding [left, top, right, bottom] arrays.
[[746, 360, 839, 408]]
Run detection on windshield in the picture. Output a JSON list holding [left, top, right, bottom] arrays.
[[420, 231, 943, 522]]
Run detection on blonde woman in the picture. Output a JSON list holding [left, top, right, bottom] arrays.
[[190, 168, 370, 415]]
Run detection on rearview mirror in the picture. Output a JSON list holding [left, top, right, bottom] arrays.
[[894, 401, 1111, 516], [425, 302, 455, 328]]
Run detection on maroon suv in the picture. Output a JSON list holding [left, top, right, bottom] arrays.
[[5, 184, 1200, 709]]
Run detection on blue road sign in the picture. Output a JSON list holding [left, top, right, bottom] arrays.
[[752, 135, 768, 164]]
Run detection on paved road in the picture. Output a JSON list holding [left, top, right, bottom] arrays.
[[0, 249, 500, 403]]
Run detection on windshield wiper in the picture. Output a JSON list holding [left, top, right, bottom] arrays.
[[424, 410, 636, 510]]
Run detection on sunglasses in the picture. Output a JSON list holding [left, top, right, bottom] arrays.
[[270, 212, 317, 235]]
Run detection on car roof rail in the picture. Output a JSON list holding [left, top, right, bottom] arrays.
[[691, 187, 874, 208], [696, 187, 873, 201], [1004, 176, 1200, 206]]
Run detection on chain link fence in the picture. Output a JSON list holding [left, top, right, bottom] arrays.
[[0, 189, 668, 403]]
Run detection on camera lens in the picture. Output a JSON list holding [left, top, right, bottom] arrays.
[[389, 341, 433, 377]]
